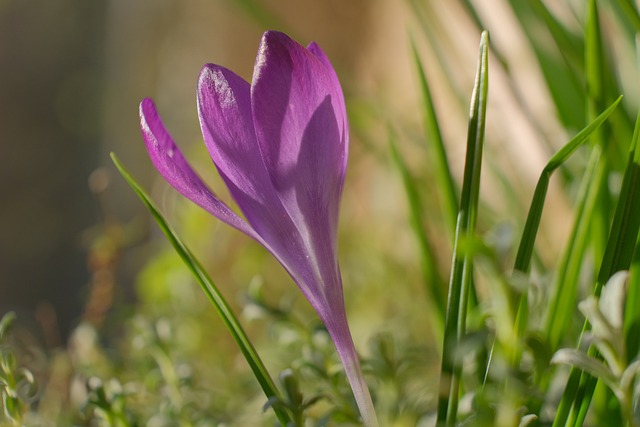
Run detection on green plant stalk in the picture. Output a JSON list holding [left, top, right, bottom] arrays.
[[436, 31, 489, 427], [111, 153, 292, 427]]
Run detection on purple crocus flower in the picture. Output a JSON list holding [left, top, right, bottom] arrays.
[[139, 31, 378, 426]]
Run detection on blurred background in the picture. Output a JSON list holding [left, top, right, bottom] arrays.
[[1, 0, 633, 350], [0, 0, 420, 346]]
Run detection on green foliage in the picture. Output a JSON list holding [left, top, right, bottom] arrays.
[[0, 313, 37, 426]]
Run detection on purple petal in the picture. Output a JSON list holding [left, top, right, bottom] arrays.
[[250, 31, 348, 297], [196, 65, 303, 268], [196, 65, 325, 304], [139, 98, 258, 240], [307, 41, 349, 168], [196, 65, 291, 246]]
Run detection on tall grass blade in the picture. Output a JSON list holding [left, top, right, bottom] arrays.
[[111, 153, 291, 426], [611, 0, 640, 36], [553, 113, 639, 427], [544, 145, 604, 353], [510, 97, 621, 361], [624, 114, 640, 361], [436, 31, 489, 427], [410, 39, 458, 237], [514, 96, 622, 276], [567, 114, 640, 426], [552, 1, 609, 423], [504, 0, 585, 129], [563, 113, 640, 426]]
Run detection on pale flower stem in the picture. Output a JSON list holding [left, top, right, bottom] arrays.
[[327, 321, 379, 427]]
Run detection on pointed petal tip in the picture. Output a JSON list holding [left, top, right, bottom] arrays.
[[255, 31, 301, 71], [139, 97, 155, 116], [261, 30, 291, 43], [197, 63, 247, 96], [198, 63, 221, 82], [139, 98, 162, 139], [306, 41, 320, 52]]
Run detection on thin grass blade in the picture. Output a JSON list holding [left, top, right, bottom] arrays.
[[110, 153, 291, 426], [610, 0, 640, 41], [514, 95, 622, 276], [436, 31, 489, 427], [553, 113, 640, 427], [508, 97, 622, 365], [624, 113, 640, 360]]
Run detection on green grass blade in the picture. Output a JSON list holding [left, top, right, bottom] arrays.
[[625, 227, 640, 361], [552, 1, 609, 422], [509, 97, 621, 365], [111, 153, 291, 427], [554, 112, 640, 427], [436, 31, 489, 427], [513, 96, 622, 275], [624, 115, 640, 360], [611, 0, 640, 34], [596, 114, 640, 287], [504, 0, 585, 129], [544, 144, 604, 353], [389, 135, 446, 338], [569, 114, 638, 424], [566, 114, 640, 426], [410, 38, 458, 237], [561, 0, 628, 422]]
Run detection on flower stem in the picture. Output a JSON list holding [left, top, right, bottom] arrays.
[[326, 316, 379, 427]]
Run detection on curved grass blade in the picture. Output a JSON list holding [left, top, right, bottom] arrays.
[[513, 96, 622, 276], [502, 96, 622, 365], [111, 153, 291, 426], [436, 31, 489, 427]]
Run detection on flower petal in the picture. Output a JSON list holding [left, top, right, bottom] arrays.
[[250, 31, 348, 296], [196, 65, 290, 243], [197, 64, 327, 305], [197, 65, 309, 267], [307, 41, 348, 164], [139, 98, 258, 240]]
